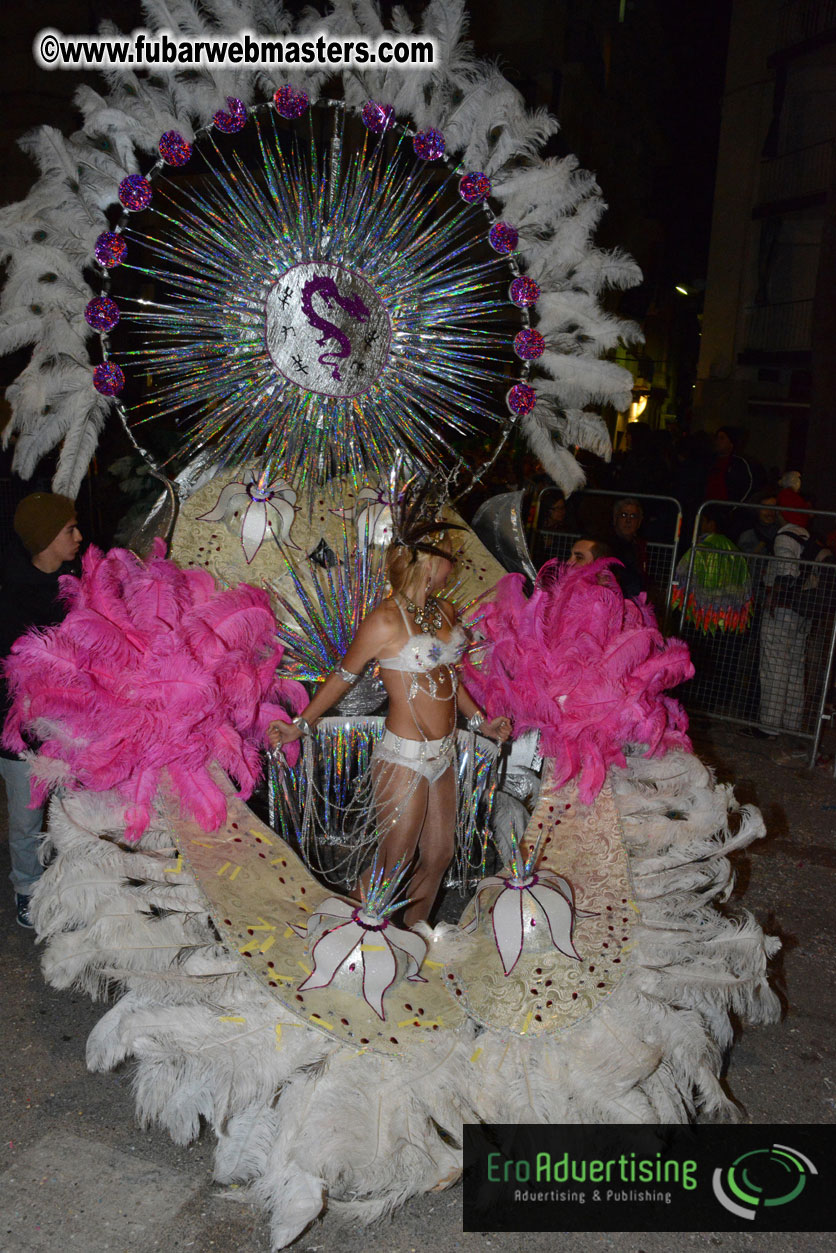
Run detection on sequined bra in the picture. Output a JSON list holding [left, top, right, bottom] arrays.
[[378, 600, 468, 673]]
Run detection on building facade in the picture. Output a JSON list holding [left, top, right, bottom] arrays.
[[696, 0, 836, 498]]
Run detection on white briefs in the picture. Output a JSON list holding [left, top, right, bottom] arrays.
[[371, 727, 456, 783]]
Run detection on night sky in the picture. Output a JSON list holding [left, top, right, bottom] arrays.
[[1, 1, 732, 286]]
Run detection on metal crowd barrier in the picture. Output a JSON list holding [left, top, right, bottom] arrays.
[[674, 499, 836, 769], [529, 487, 683, 613]]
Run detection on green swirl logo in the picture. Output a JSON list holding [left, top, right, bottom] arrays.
[[712, 1144, 817, 1220]]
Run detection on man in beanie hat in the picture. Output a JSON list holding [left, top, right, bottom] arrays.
[[0, 493, 81, 928]]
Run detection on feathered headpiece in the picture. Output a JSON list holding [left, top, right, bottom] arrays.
[[389, 469, 465, 563]]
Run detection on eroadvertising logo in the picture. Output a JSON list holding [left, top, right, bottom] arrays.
[[463, 1125, 832, 1233], [712, 1143, 817, 1220]]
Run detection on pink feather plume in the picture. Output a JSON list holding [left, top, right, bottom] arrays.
[[463, 560, 693, 804], [2, 539, 307, 841]]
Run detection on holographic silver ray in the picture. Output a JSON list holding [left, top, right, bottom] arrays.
[[119, 106, 516, 488]]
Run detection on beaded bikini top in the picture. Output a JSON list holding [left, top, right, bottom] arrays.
[[378, 600, 468, 673]]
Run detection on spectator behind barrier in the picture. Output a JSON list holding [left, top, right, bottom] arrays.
[[672, 507, 753, 714], [608, 498, 649, 600], [568, 537, 616, 586], [738, 489, 781, 555], [704, 426, 755, 506]]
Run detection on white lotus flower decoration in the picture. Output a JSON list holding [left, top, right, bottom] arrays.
[[198, 469, 298, 563], [345, 485, 395, 546], [464, 837, 594, 975], [291, 861, 426, 1020]]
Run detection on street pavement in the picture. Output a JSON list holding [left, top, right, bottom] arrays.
[[1, 720, 833, 1253]]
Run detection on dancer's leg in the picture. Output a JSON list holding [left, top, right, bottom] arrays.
[[355, 760, 429, 905], [403, 763, 456, 926]]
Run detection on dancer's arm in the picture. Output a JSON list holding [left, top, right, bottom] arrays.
[[456, 683, 512, 743], [267, 608, 393, 747], [438, 599, 512, 744]]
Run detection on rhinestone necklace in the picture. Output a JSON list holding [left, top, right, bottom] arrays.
[[403, 595, 444, 635]]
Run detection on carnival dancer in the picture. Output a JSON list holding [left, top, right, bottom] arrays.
[[268, 490, 511, 924]]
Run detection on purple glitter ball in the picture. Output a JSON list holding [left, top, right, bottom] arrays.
[[158, 131, 192, 166], [509, 275, 540, 308], [84, 296, 120, 332], [513, 328, 545, 361], [458, 171, 491, 203], [93, 361, 125, 396], [506, 383, 537, 416], [489, 221, 519, 254], [118, 175, 152, 212], [412, 128, 445, 161], [361, 100, 395, 134], [213, 98, 247, 133], [94, 232, 127, 269], [273, 85, 309, 120]]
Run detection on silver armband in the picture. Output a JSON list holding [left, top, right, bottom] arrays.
[[337, 666, 360, 684], [292, 716, 314, 737], [467, 711, 485, 733]]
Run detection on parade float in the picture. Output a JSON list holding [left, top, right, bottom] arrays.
[[1, 2, 778, 1246]]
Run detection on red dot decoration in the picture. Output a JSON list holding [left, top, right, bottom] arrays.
[[158, 131, 192, 166], [489, 221, 518, 254], [514, 328, 546, 360], [93, 361, 125, 396], [94, 232, 126, 268], [273, 85, 309, 119], [506, 383, 537, 416], [118, 175, 152, 212], [413, 128, 445, 161]]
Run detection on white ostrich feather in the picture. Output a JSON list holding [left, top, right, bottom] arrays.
[[536, 352, 635, 409], [493, 157, 599, 228], [352, 0, 386, 37], [54, 394, 112, 497], [142, 0, 210, 38], [27, 740, 780, 1245], [483, 106, 560, 176], [535, 289, 643, 350], [519, 407, 588, 493], [556, 410, 613, 461]]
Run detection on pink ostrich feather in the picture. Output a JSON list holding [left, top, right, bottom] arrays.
[[463, 560, 693, 804], [2, 540, 307, 841]]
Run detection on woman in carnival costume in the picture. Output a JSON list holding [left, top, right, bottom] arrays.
[[268, 481, 511, 924]]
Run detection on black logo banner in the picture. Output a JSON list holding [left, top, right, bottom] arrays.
[[463, 1124, 834, 1232]]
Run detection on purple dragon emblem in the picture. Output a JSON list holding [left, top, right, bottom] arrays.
[[300, 273, 371, 381]]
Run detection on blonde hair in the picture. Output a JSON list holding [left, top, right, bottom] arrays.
[[386, 537, 452, 599]]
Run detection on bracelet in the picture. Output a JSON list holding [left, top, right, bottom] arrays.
[[292, 716, 314, 737], [467, 711, 485, 733], [337, 666, 360, 684]]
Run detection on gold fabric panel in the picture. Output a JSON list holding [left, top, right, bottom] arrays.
[[169, 469, 508, 620], [448, 769, 637, 1037], [164, 765, 467, 1057]]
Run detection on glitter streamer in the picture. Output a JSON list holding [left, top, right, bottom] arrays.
[[114, 105, 520, 487], [269, 716, 497, 890]]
